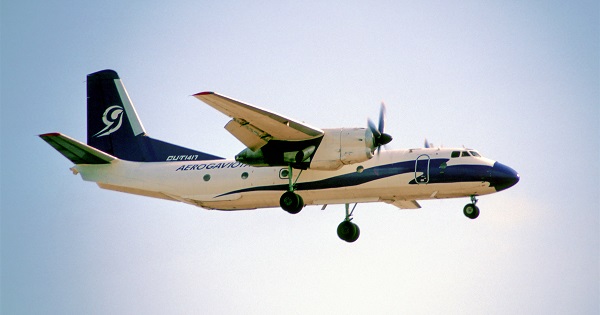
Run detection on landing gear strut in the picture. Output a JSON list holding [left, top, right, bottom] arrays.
[[280, 165, 304, 214], [337, 203, 360, 242], [463, 195, 480, 219]]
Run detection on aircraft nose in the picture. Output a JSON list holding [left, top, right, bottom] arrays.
[[490, 162, 520, 191]]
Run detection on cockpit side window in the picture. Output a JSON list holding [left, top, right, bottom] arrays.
[[469, 151, 481, 157], [451, 151, 460, 158], [461, 151, 471, 157]]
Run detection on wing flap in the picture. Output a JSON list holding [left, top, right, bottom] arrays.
[[386, 199, 422, 209], [224, 118, 270, 151], [40, 133, 116, 164], [194, 92, 323, 149]]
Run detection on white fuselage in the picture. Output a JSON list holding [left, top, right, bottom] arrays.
[[75, 147, 499, 210]]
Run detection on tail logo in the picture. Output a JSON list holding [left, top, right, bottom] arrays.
[[94, 105, 124, 137]]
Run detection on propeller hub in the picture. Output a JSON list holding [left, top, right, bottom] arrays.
[[367, 102, 393, 153], [378, 133, 392, 146]]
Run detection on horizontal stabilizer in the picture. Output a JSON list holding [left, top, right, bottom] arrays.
[[40, 133, 116, 164]]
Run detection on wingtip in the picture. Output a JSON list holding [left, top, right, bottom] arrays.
[[193, 91, 214, 97], [39, 132, 61, 138]]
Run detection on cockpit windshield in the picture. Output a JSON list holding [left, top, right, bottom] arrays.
[[451, 150, 482, 158]]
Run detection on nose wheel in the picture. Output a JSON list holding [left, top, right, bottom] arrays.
[[463, 195, 480, 219]]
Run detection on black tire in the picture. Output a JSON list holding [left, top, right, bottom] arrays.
[[337, 221, 360, 242], [463, 203, 480, 219], [289, 194, 304, 214], [348, 222, 360, 242], [280, 191, 303, 214]]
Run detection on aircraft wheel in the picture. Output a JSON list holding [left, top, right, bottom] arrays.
[[290, 194, 304, 214], [337, 221, 360, 242], [280, 191, 304, 214], [463, 203, 480, 219]]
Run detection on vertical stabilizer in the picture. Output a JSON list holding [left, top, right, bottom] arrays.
[[87, 70, 147, 160], [86, 70, 223, 162]]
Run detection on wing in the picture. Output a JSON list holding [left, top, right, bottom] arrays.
[[194, 92, 323, 151]]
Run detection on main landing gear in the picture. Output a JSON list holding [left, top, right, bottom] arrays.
[[277, 165, 359, 242], [337, 203, 360, 243], [280, 165, 304, 214], [463, 195, 480, 219]]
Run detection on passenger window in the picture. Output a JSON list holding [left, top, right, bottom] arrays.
[[469, 151, 481, 157], [451, 151, 460, 158], [279, 169, 289, 179], [461, 151, 471, 157]]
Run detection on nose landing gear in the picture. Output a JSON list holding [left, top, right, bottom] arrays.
[[463, 195, 480, 219]]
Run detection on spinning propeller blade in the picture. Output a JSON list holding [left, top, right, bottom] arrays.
[[368, 102, 393, 154]]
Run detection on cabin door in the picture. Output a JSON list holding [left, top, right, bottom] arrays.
[[414, 154, 430, 184]]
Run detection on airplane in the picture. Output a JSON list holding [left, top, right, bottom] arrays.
[[40, 70, 520, 242]]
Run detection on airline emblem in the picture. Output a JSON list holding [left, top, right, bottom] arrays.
[[94, 105, 124, 137]]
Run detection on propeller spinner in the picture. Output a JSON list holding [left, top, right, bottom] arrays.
[[368, 102, 393, 154]]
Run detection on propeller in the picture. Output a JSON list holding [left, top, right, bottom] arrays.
[[368, 102, 393, 154]]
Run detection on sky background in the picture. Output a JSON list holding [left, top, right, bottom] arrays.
[[1, 1, 598, 314]]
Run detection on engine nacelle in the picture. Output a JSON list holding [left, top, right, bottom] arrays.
[[309, 128, 375, 170], [235, 145, 317, 168]]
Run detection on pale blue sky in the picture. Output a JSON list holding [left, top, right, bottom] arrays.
[[2, 1, 598, 314]]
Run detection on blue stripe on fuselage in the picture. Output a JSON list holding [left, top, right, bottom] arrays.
[[215, 159, 494, 198], [411, 163, 492, 185]]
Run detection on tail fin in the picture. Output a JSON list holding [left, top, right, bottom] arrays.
[[86, 70, 223, 162]]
